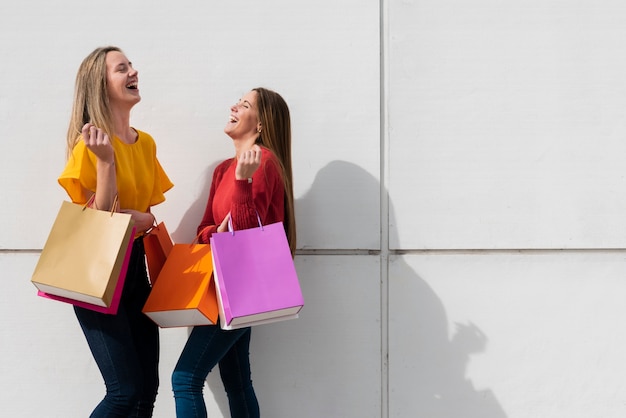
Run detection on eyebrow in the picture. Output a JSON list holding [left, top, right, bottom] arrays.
[[243, 100, 253, 106]]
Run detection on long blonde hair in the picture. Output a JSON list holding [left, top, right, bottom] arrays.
[[253, 87, 297, 256], [65, 46, 120, 159]]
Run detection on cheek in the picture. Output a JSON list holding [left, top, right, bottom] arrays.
[[246, 113, 260, 127], [105, 77, 115, 94], [106, 85, 117, 99]]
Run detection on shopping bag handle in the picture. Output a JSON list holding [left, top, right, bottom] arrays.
[[226, 211, 263, 236], [145, 213, 159, 233], [83, 194, 119, 217]]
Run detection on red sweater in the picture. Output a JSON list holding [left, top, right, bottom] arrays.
[[197, 147, 285, 244]]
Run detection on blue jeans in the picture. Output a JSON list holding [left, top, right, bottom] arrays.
[[74, 238, 160, 417], [172, 325, 259, 418]]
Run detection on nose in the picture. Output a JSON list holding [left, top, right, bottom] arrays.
[[129, 67, 138, 77]]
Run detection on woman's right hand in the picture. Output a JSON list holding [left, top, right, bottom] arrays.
[[82, 123, 114, 164]]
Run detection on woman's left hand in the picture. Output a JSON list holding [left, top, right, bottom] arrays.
[[235, 144, 262, 180], [120, 209, 155, 233], [216, 213, 231, 233]]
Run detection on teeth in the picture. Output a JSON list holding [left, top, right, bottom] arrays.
[[126, 82, 138, 89]]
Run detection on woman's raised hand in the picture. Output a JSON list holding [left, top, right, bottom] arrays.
[[235, 144, 262, 180], [82, 123, 115, 164]]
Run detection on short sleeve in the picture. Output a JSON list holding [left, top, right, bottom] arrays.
[[57, 140, 97, 204], [150, 158, 174, 206]]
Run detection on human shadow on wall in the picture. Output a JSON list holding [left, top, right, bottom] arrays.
[[391, 260, 507, 417], [298, 160, 507, 417]]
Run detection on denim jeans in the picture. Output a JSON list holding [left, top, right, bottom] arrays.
[[172, 325, 259, 418], [74, 238, 160, 417]]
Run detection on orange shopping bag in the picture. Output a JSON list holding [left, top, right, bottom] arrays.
[[144, 221, 173, 285], [142, 242, 218, 328]]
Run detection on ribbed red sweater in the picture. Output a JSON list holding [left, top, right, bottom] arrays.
[[197, 147, 285, 244]]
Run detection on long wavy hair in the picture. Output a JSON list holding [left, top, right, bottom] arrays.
[[253, 87, 297, 256], [65, 46, 120, 159]]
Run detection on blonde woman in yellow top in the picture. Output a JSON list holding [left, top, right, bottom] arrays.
[[58, 46, 173, 418]]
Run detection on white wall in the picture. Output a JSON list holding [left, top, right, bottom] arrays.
[[2, 0, 626, 417], [388, 0, 626, 250]]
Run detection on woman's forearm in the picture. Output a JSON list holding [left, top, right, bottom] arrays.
[[94, 159, 118, 211]]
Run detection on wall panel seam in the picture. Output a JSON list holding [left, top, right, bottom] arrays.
[[380, 0, 390, 417]]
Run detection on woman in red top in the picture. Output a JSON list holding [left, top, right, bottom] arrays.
[[172, 87, 296, 417]]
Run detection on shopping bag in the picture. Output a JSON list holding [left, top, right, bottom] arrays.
[[210, 220, 304, 330], [144, 221, 173, 285], [142, 242, 218, 327], [31, 199, 135, 310], [36, 225, 136, 314]]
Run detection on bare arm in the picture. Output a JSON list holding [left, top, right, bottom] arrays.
[[82, 123, 117, 211], [120, 209, 156, 234]]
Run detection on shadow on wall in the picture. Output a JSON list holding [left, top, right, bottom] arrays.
[[170, 163, 219, 243], [300, 160, 508, 417], [391, 257, 507, 417]]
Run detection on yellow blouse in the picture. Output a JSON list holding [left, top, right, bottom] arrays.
[[58, 129, 173, 212]]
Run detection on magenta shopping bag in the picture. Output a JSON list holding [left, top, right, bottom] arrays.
[[210, 221, 304, 330]]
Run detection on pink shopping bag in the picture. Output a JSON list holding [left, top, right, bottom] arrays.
[[210, 221, 304, 330]]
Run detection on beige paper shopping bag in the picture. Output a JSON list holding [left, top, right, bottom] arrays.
[[31, 200, 135, 308]]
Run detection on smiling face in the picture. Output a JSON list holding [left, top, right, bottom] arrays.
[[224, 90, 262, 140], [105, 50, 140, 108]]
